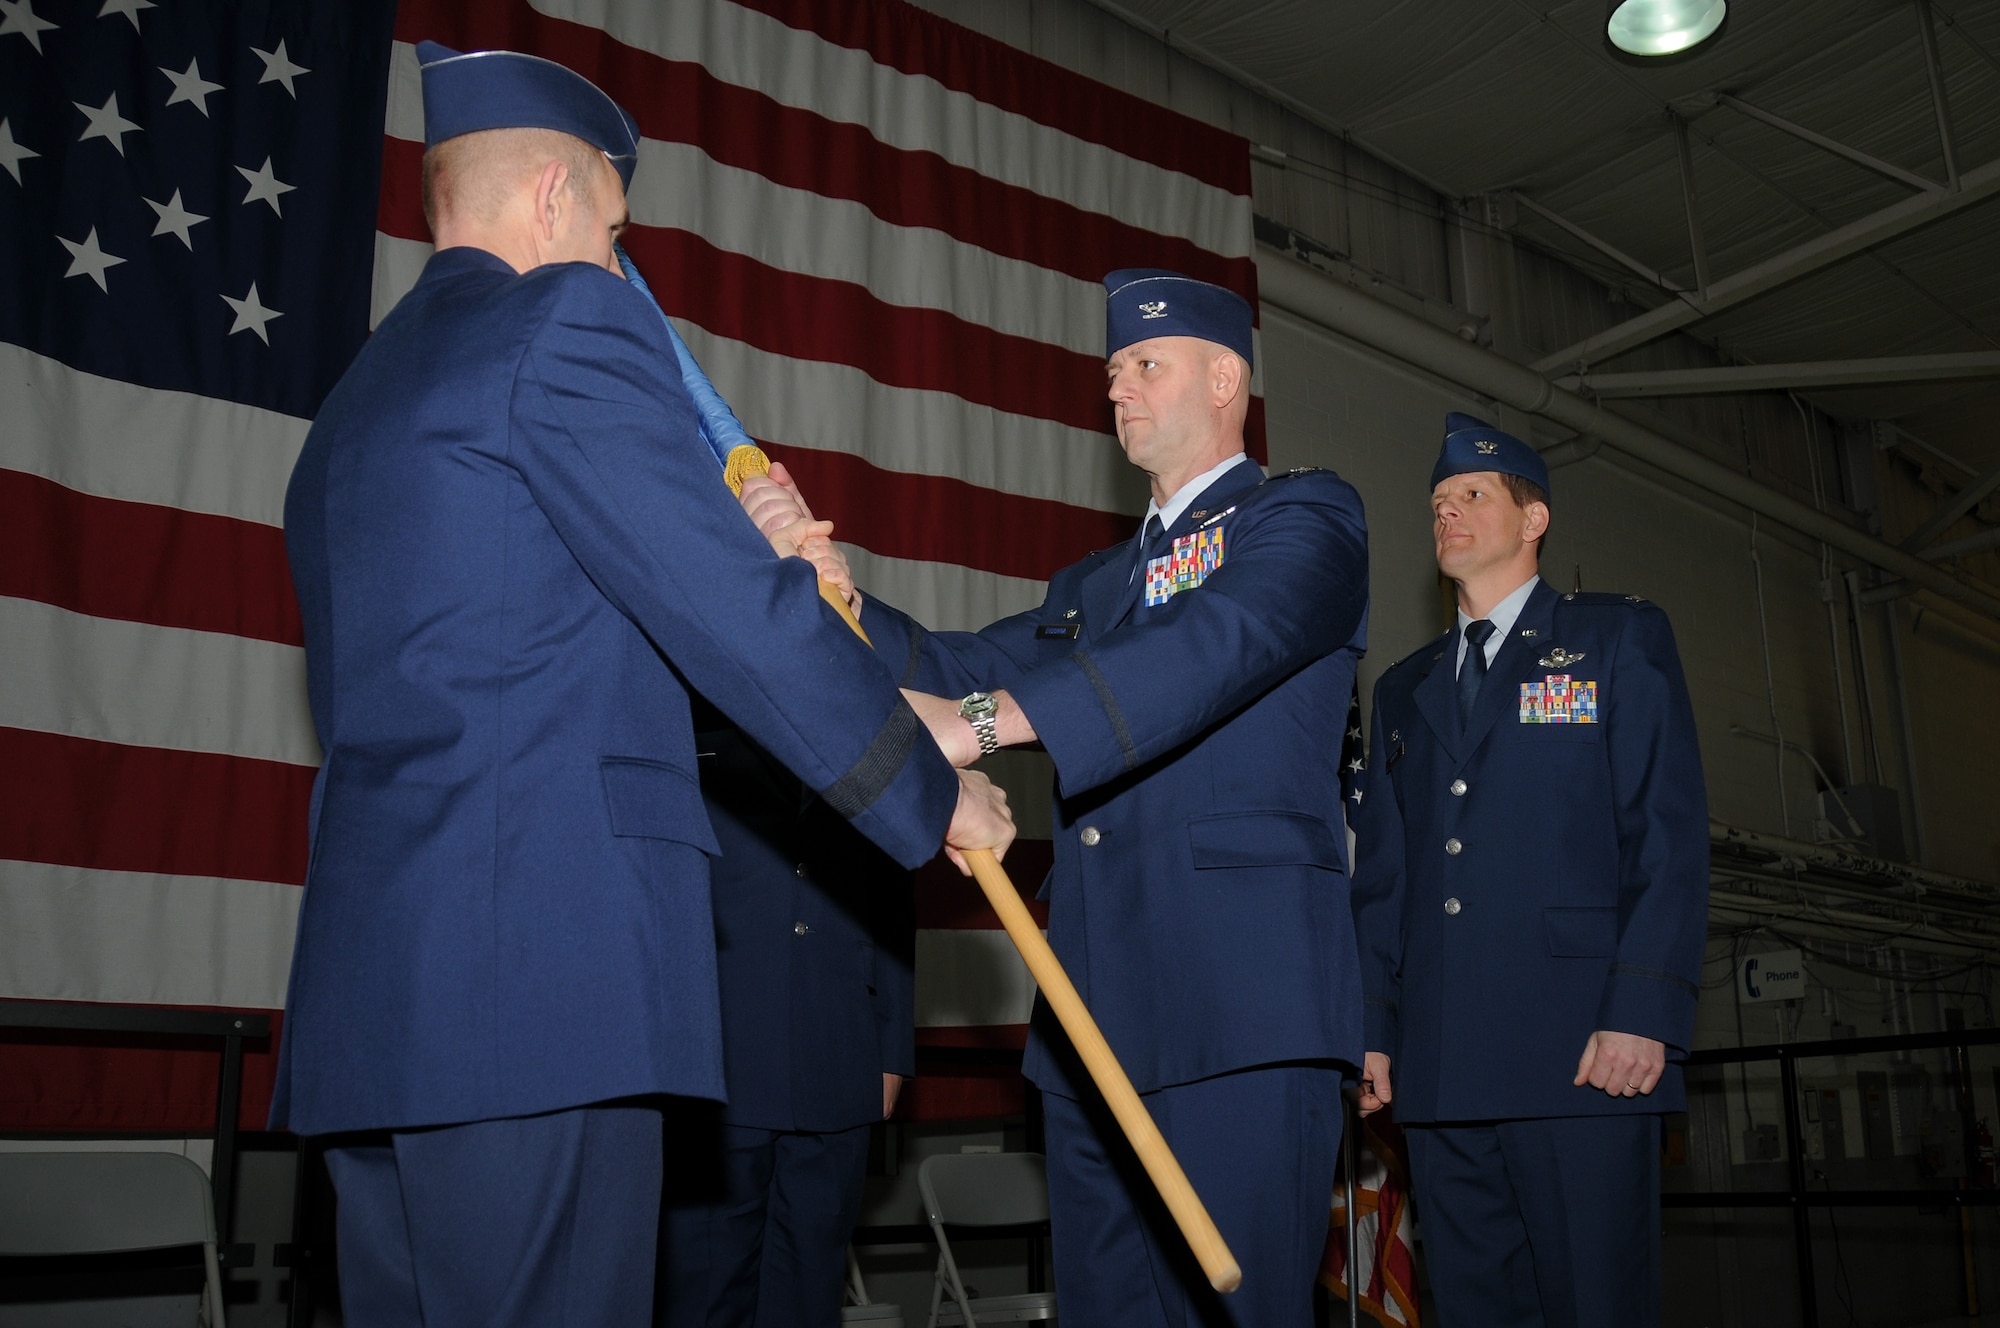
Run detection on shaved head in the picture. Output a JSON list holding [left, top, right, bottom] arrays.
[[422, 127, 605, 233]]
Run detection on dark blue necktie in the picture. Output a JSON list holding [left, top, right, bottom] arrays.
[[1458, 619, 1496, 729], [1129, 513, 1165, 586]]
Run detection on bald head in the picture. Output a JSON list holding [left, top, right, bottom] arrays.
[[423, 127, 603, 231], [422, 127, 630, 276]]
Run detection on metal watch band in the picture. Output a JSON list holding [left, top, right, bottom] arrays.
[[959, 693, 1001, 758]]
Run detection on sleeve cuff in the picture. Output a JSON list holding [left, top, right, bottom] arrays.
[[1363, 997, 1399, 1054], [1597, 964, 1699, 1052]]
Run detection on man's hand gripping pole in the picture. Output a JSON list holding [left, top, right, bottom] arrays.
[[729, 455, 1240, 1295], [621, 246, 1240, 1294]]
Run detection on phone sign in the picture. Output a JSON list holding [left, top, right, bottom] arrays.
[[1737, 948, 1806, 1004]]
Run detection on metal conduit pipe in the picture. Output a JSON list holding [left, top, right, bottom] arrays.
[[1709, 821, 1998, 901], [1254, 246, 2000, 622], [1712, 864, 2000, 929], [1707, 890, 1999, 958]]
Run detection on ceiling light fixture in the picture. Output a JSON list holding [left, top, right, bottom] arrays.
[[1605, 0, 1727, 58]]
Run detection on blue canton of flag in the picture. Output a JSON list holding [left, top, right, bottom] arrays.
[[0, 0, 394, 418]]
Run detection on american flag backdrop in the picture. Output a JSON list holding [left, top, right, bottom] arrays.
[[0, 0, 1258, 1130]]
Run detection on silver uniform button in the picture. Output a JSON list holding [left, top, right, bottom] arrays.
[[795, 863, 809, 877], [1081, 826, 1102, 847], [1445, 837, 1463, 855], [794, 922, 810, 936], [1450, 779, 1467, 797], [1445, 897, 1462, 915]]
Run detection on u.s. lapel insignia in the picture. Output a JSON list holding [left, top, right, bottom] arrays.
[[1519, 629, 1539, 638], [1186, 509, 1208, 524], [1538, 647, 1585, 669]]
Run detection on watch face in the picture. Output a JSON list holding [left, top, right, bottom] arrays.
[[960, 692, 996, 719]]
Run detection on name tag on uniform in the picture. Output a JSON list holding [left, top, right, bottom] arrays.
[[1142, 528, 1226, 607], [1520, 674, 1599, 723], [1035, 622, 1080, 640]]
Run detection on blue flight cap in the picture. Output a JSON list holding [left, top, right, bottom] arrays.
[[1104, 269, 1254, 369], [417, 41, 642, 191], [1430, 412, 1551, 499]]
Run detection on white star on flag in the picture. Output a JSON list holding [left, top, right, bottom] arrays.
[[97, 0, 153, 31], [75, 92, 142, 155], [160, 57, 223, 116], [222, 281, 282, 343], [0, 117, 37, 184], [1349, 788, 1363, 804], [145, 188, 208, 249], [0, 0, 57, 53], [59, 227, 126, 291], [1347, 757, 1363, 773], [251, 39, 309, 96], [236, 155, 294, 214]]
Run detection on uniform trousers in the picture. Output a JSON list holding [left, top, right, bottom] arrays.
[[1403, 1115, 1661, 1328], [657, 1118, 873, 1327], [324, 1102, 662, 1328], [1042, 1063, 1342, 1328]]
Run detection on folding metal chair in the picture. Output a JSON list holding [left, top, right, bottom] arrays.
[[918, 1152, 1058, 1327], [0, 1149, 226, 1326], [843, 1243, 907, 1325]]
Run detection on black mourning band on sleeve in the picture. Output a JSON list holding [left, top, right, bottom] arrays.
[[897, 624, 925, 690], [822, 700, 922, 820], [1073, 650, 1139, 772]]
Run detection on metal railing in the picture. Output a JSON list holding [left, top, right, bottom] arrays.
[[1666, 1026, 1999, 1327]]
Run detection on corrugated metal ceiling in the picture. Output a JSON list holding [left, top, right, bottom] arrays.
[[1091, 0, 2000, 465]]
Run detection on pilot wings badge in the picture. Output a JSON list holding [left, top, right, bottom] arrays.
[[1537, 647, 1586, 669]]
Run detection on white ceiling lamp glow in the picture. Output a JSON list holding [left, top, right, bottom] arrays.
[[1605, 0, 1728, 57]]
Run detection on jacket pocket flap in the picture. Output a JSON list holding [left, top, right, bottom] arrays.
[[1544, 906, 1617, 957], [600, 757, 721, 855], [1188, 811, 1342, 871]]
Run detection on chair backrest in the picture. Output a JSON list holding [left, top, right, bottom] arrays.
[[917, 1152, 1050, 1229], [0, 1151, 217, 1255]]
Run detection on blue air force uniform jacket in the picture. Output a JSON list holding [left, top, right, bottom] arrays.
[[272, 247, 955, 1137], [1349, 579, 1709, 1122], [696, 710, 916, 1134], [862, 458, 1370, 1095]]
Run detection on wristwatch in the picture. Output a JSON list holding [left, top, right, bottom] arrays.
[[958, 692, 1001, 758]]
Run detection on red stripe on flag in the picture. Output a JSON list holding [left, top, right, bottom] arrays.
[[627, 226, 1127, 439], [0, 470, 302, 646], [895, 1050, 1026, 1122], [0, 728, 313, 886], [915, 1024, 1029, 1051], [764, 445, 1133, 582], [381, 139, 1119, 439], [736, 0, 1251, 197], [0, 1003, 283, 1132], [386, 1, 1256, 295], [915, 839, 1053, 929]]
